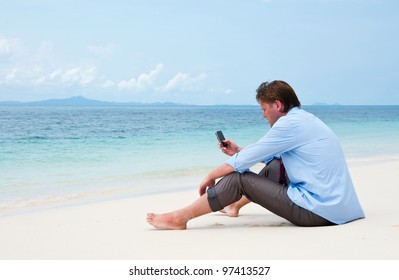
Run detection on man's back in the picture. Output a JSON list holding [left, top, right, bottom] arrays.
[[279, 108, 365, 224]]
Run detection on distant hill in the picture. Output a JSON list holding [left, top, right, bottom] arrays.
[[311, 102, 343, 106], [0, 96, 185, 106]]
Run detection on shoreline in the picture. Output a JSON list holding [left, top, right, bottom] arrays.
[[1, 155, 398, 217], [0, 159, 398, 259]]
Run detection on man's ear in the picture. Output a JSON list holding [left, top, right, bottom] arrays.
[[275, 100, 285, 113]]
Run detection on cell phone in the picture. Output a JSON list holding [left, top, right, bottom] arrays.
[[215, 130, 228, 147]]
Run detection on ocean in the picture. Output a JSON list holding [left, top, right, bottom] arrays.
[[1, 105, 399, 213]]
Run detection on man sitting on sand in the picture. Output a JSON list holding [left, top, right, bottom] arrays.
[[147, 80, 365, 230]]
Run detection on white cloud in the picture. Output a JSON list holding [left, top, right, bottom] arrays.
[[115, 64, 207, 93], [5, 68, 18, 81], [1, 38, 207, 96], [79, 67, 96, 85], [61, 67, 96, 85], [101, 80, 115, 88], [162, 72, 207, 92], [117, 63, 164, 90], [0, 36, 24, 57], [61, 67, 80, 83], [0, 35, 207, 95], [50, 69, 62, 79], [3, 66, 43, 85], [33, 75, 47, 85], [162, 72, 189, 91], [13, 66, 97, 86], [0, 36, 98, 88], [32, 68, 61, 85], [0, 38, 12, 55]]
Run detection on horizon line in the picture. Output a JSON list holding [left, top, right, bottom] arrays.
[[0, 96, 397, 106]]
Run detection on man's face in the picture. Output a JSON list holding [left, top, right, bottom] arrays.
[[260, 101, 284, 127]]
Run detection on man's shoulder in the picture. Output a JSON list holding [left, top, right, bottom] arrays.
[[288, 107, 317, 119]]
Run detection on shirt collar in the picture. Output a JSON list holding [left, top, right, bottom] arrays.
[[287, 107, 300, 114]]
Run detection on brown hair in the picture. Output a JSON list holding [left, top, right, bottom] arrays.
[[256, 80, 301, 113]]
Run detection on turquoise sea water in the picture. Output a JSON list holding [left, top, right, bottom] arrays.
[[1, 105, 399, 212]]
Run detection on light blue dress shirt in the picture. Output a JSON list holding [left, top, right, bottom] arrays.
[[225, 107, 365, 224]]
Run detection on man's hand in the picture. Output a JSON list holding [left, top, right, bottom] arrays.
[[198, 164, 235, 196], [219, 139, 240, 156], [199, 176, 215, 196]]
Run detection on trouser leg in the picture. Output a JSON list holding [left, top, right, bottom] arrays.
[[207, 159, 334, 227]]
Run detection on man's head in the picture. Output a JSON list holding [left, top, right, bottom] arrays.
[[256, 80, 301, 113], [256, 80, 301, 127]]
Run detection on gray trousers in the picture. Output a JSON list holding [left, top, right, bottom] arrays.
[[207, 159, 334, 227]]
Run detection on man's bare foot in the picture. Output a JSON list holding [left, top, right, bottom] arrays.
[[220, 205, 239, 217], [146, 212, 188, 230]]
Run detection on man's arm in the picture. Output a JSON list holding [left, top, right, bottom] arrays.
[[199, 163, 234, 196]]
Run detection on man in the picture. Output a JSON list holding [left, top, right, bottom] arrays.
[[147, 80, 365, 230]]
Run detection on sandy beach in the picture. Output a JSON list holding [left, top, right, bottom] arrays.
[[0, 159, 398, 260]]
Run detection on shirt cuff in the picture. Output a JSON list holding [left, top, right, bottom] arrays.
[[225, 155, 249, 174]]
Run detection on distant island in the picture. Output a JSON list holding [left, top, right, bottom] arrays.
[[0, 96, 186, 107], [0, 96, 350, 107], [311, 102, 343, 106]]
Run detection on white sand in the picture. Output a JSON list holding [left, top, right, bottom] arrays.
[[0, 160, 398, 260]]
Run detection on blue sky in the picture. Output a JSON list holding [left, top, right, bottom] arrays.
[[1, 0, 398, 105]]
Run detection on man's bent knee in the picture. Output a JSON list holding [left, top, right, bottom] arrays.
[[207, 187, 223, 212]]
